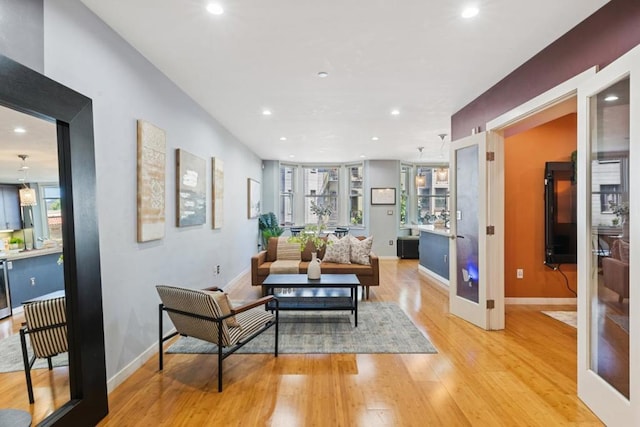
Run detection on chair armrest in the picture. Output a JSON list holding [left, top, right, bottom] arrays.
[[231, 295, 276, 314], [369, 253, 379, 285], [251, 251, 267, 285]]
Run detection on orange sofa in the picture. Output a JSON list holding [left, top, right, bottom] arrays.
[[251, 236, 379, 299]]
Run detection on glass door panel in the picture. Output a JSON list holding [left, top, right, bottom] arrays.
[[589, 76, 630, 398], [455, 145, 480, 303]]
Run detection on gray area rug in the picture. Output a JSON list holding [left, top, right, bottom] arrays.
[[607, 314, 630, 334], [167, 302, 437, 354], [0, 334, 68, 373]]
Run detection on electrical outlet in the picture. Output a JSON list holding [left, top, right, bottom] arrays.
[[388, 240, 393, 246], [516, 269, 524, 279], [30, 277, 36, 286], [216, 265, 220, 275]]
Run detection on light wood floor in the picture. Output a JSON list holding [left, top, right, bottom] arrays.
[[99, 259, 602, 426], [1, 259, 605, 425]]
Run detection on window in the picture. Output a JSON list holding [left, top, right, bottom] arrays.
[[279, 165, 296, 225], [416, 166, 449, 224], [400, 164, 411, 226], [303, 166, 339, 225], [41, 186, 62, 241], [348, 164, 363, 226], [600, 184, 621, 213]]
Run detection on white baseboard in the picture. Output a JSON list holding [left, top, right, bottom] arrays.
[[418, 265, 449, 290], [505, 297, 577, 305], [225, 268, 249, 289], [106, 327, 176, 394]]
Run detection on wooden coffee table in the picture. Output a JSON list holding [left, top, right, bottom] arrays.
[[262, 274, 360, 326]]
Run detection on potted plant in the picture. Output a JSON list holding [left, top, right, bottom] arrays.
[[288, 225, 330, 279], [9, 236, 23, 250], [258, 212, 284, 249]]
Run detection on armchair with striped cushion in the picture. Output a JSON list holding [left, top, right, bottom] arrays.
[[156, 285, 279, 392], [19, 296, 68, 404]]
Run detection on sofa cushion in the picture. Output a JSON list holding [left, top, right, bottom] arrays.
[[618, 239, 630, 263], [323, 234, 351, 264], [301, 238, 327, 261], [266, 237, 279, 262], [314, 262, 373, 275], [349, 235, 373, 265], [276, 236, 301, 260]]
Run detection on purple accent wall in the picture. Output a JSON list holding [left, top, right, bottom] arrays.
[[451, 0, 640, 140]]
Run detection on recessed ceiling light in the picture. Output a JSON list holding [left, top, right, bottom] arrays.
[[360, 155, 366, 158], [289, 154, 295, 158], [317, 71, 329, 78], [280, 137, 287, 141], [262, 109, 272, 116], [14, 127, 26, 134], [17, 177, 25, 182], [371, 136, 379, 141], [206, 3, 224, 15], [390, 109, 400, 116], [605, 95, 619, 102], [461, 6, 479, 18]]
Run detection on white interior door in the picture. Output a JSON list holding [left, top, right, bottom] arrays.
[[576, 44, 640, 425], [449, 131, 504, 330]]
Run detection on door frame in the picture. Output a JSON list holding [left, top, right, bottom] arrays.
[[575, 44, 640, 426]]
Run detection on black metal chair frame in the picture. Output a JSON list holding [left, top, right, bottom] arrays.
[[19, 321, 67, 404], [158, 293, 279, 392]]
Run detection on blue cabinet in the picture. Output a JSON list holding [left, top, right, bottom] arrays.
[[419, 231, 449, 280], [0, 185, 21, 231], [7, 253, 64, 308]]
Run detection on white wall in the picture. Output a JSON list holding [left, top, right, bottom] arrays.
[[43, 0, 262, 388]]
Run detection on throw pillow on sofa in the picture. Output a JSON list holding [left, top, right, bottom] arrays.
[[349, 235, 373, 265], [323, 234, 351, 264]]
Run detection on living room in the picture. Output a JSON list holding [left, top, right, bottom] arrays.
[[0, 0, 639, 425]]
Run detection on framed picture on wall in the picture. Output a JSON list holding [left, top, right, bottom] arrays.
[[247, 178, 261, 219], [371, 187, 396, 205]]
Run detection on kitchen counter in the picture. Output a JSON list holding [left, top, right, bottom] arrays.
[[4, 247, 62, 261], [6, 249, 64, 309], [416, 224, 451, 237], [417, 226, 450, 286]]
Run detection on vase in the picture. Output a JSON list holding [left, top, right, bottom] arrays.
[[308, 252, 321, 279]]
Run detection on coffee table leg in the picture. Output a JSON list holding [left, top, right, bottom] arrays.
[[354, 285, 358, 327]]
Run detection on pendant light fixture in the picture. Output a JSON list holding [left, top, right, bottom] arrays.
[[415, 147, 426, 188], [18, 154, 37, 206]]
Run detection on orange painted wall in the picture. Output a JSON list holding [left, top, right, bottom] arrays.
[[504, 113, 577, 297]]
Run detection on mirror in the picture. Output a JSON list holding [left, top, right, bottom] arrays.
[[0, 104, 67, 420], [0, 53, 107, 425]]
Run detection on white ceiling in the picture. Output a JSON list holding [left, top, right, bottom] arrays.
[[0, 105, 58, 184], [78, 0, 609, 164], [0, 0, 612, 183]]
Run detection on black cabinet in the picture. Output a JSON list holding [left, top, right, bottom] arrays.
[[397, 236, 419, 259], [0, 185, 21, 231]]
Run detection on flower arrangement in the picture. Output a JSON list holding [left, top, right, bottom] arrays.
[[310, 200, 332, 217], [609, 201, 629, 218], [310, 200, 333, 230], [288, 225, 330, 253]]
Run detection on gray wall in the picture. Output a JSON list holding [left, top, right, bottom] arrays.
[[0, 0, 43, 72], [261, 160, 279, 218], [43, 0, 262, 387], [366, 160, 400, 257]]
